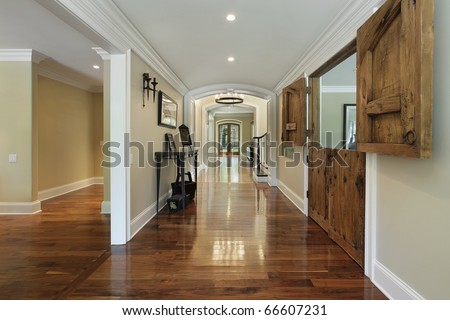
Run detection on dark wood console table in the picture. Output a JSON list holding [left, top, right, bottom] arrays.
[[155, 150, 198, 216]]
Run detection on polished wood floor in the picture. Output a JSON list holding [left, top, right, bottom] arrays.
[[0, 157, 386, 299], [0, 185, 110, 299]]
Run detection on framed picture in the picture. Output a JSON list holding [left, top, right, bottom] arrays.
[[158, 91, 177, 128], [165, 133, 176, 152], [343, 104, 357, 149], [178, 124, 192, 146]]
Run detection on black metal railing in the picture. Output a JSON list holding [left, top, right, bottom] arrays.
[[251, 132, 268, 175]]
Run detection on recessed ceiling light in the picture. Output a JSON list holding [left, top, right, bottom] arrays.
[[228, 57, 235, 62], [93, 65, 100, 69], [226, 14, 236, 22]]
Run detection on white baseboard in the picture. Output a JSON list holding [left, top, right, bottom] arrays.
[[373, 261, 424, 300], [0, 201, 42, 215], [130, 191, 171, 239], [277, 180, 305, 215], [101, 201, 111, 214], [38, 177, 104, 201]]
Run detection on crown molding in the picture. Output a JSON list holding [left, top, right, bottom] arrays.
[[92, 47, 110, 61], [38, 66, 102, 93], [56, 0, 188, 95], [273, 0, 385, 94], [0, 49, 48, 63]]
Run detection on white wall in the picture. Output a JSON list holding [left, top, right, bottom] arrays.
[[373, 0, 450, 299]]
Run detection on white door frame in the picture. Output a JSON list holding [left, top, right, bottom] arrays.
[[110, 51, 131, 245]]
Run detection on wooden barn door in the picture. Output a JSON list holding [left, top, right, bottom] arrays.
[[327, 150, 366, 267], [307, 147, 329, 232], [281, 77, 307, 146], [308, 148, 366, 268], [357, 0, 434, 158]]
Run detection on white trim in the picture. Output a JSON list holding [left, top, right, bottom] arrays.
[[373, 261, 425, 300], [274, 0, 385, 94], [0, 49, 47, 63], [110, 52, 131, 245], [92, 47, 110, 61], [38, 66, 102, 93], [0, 201, 42, 215], [365, 153, 377, 279], [130, 191, 171, 239], [321, 85, 356, 93], [277, 180, 306, 215], [55, 0, 188, 95], [37, 177, 104, 201], [101, 201, 111, 214]]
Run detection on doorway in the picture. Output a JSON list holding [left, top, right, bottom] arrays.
[[219, 123, 240, 156]]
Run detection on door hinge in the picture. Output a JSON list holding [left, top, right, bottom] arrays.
[[305, 129, 314, 138], [307, 190, 310, 199], [306, 86, 312, 94], [306, 155, 310, 164]]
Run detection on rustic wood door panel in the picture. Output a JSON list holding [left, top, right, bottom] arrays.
[[357, 0, 434, 158], [308, 77, 321, 143], [282, 77, 307, 146], [308, 147, 329, 232], [327, 150, 366, 268]]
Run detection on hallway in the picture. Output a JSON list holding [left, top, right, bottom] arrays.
[[70, 159, 385, 299], [0, 158, 386, 299]]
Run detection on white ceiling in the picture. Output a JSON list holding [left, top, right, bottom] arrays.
[[112, 0, 350, 90], [0, 0, 104, 90], [0, 0, 379, 93]]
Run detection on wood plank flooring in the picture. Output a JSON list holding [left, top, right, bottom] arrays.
[[0, 158, 386, 299], [0, 185, 110, 299]]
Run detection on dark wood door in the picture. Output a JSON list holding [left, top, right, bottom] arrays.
[[219, 123, 240, 156]]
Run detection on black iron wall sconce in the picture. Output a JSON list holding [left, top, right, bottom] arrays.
[[143, 73, 158, 107]]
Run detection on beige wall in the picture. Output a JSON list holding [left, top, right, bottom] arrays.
[[130, 52, 183, 220], [38, 76, 103, 191], [93, 92, 104, 177], [375, 0, 450, 299], [321, 92, 356, 148], [276, 92, 306, 210], [0, 61, 35, 202]]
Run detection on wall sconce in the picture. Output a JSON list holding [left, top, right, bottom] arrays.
[[143, 73, 158, 107]]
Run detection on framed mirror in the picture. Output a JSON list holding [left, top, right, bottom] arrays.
[[158, 91, 177, 128]]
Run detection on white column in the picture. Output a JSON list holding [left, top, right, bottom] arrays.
[[110, 51, 131, 245]]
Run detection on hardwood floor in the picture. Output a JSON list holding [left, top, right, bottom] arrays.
[[0, 158, 386, 299], [0, 185, 110, 299]]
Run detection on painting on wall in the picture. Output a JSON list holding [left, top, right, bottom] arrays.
[[343, 104, 356, 149]]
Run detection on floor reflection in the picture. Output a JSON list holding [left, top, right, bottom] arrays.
[[68, 156, 387, 299]]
